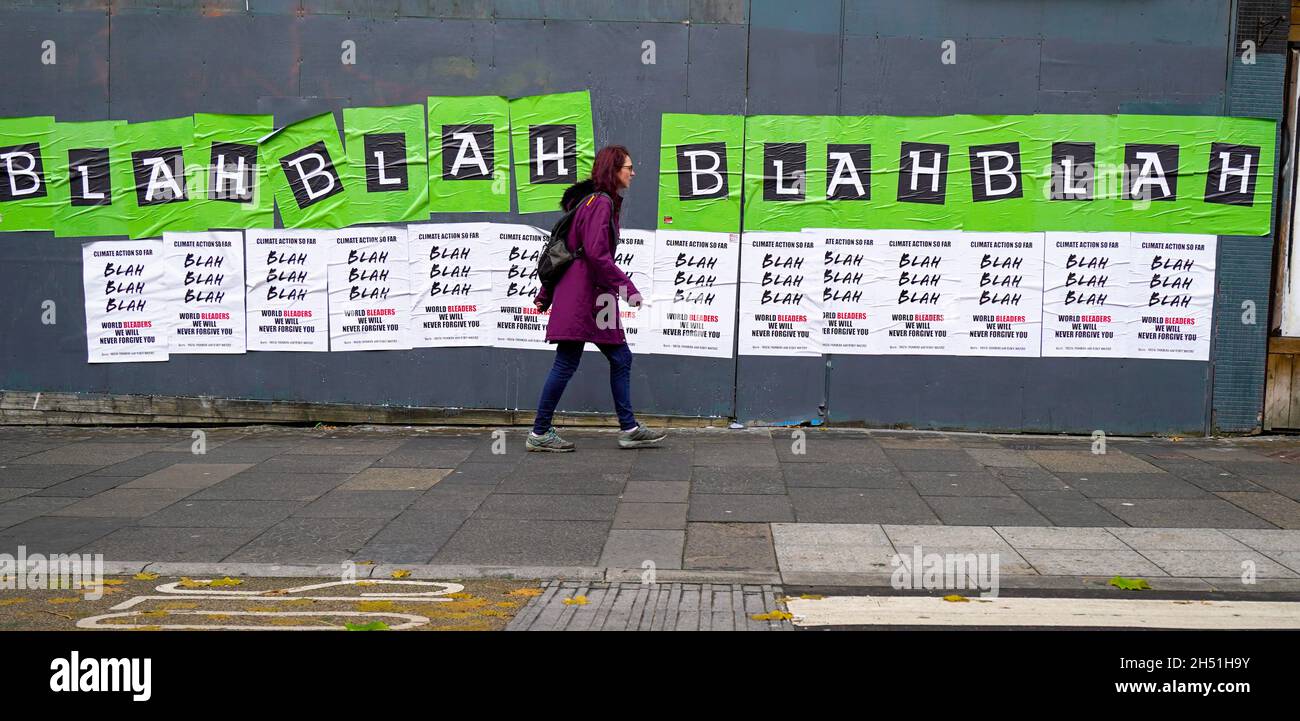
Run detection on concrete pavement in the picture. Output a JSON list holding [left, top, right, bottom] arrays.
[[2, 424, 1299, 590]]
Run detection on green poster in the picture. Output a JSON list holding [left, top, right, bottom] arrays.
[[112, 116, 211, 239], [194, 112, 275, 230], [259, 112, 351, 229], [509, 91, 594, 214], [343, 104, 429, 225], [0, 116, 57, 233], [50, 120, 126, 238], [658, 113, 745, 233], [427, 95, 510, 213], [742, 114, 873, 232], [739, 113, 1276, 236], [1105, 114, 1274, 234], [1027, 113, 1118, 231]]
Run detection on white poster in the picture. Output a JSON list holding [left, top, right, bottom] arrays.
[[245, 228, 330, 352], [807, 227, 889, 354], [487, 223, 552, 351], [1042, 232, 1133, 358], [1129, 233, 1217, 361], [738, 231, 824, 356], [326, 227, 412, 352], [163, 231, 245, 354], [953, 232, 1043, 357], [872, 229, 964, 355], [615, 228, 656, 353], [407, 222, 494, 348], [82, 239, 170, 363], [646, 229, 739, 358]]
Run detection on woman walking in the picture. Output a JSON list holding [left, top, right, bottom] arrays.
[[527, 145, 666, 452]]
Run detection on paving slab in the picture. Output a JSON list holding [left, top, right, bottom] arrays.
[[120, 463, 255, 490], [0, 465, 104, 489], [781, 463, 907, 489], [223, 517, 390, 564], [1017, 548, 1168, 577], [189, 472, 354, 501], [1214, 491, 1300, 529], [48, 488, 197, 519], [686, 494, 795, 522], [80, 526, 265, 563], [432, 519, 610, 566], [475, 494, 619, 521], [613, 501, 689, 529], [0, 516, 131, 553], [1015, 490, 1127, 526], [684, 523, 777, 571], [136, 499, 304, 528], [993, 526, 1127, 550], [599, 530, 686, 569], [925, 496, 1052, 526], [337, 467, 452, 491], [1105, 527, 1251, 551], [619, 481, 690, 503], [1137, 550, 1298, 579], [789, 488, 940, 524], [1025, 450, 1163, 473], [1097, 498, 1277, 529], [690, 466, 786, 494]]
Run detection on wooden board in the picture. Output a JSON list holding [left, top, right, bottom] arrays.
[[1266, 350, 1296, 429]]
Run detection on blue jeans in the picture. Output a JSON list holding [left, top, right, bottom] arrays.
[[532, 341, 637, 435]]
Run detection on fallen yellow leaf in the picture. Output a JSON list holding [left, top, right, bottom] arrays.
[[0, 597, 29, 606], [134, 572, 159, 581], [508, 587, 544, 597], [357, 600, 396, 612], [751, 610, 793, 621], [177, 577, 209, 589], [943, 595, 971, 603], [208, 577, 243, 587], [391, 569, 412, 579], [562, 595, 589, 606]]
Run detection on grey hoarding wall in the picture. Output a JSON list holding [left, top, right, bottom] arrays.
[[0, 1, 1277, 434]]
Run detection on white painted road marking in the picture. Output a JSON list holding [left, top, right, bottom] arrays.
[[785, 595, 1300, 629], [78, 610, 432, 631], [149, 579, 464, 599], [75, 579, 467, 631]]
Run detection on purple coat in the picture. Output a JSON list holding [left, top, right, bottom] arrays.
[[534, 192, 641, 345]]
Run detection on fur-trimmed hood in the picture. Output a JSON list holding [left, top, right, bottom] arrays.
[[560, 179, 598, 212]]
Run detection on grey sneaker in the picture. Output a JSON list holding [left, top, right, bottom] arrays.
[[618, 424, 666, 449], [527, 427, 575, 452]]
